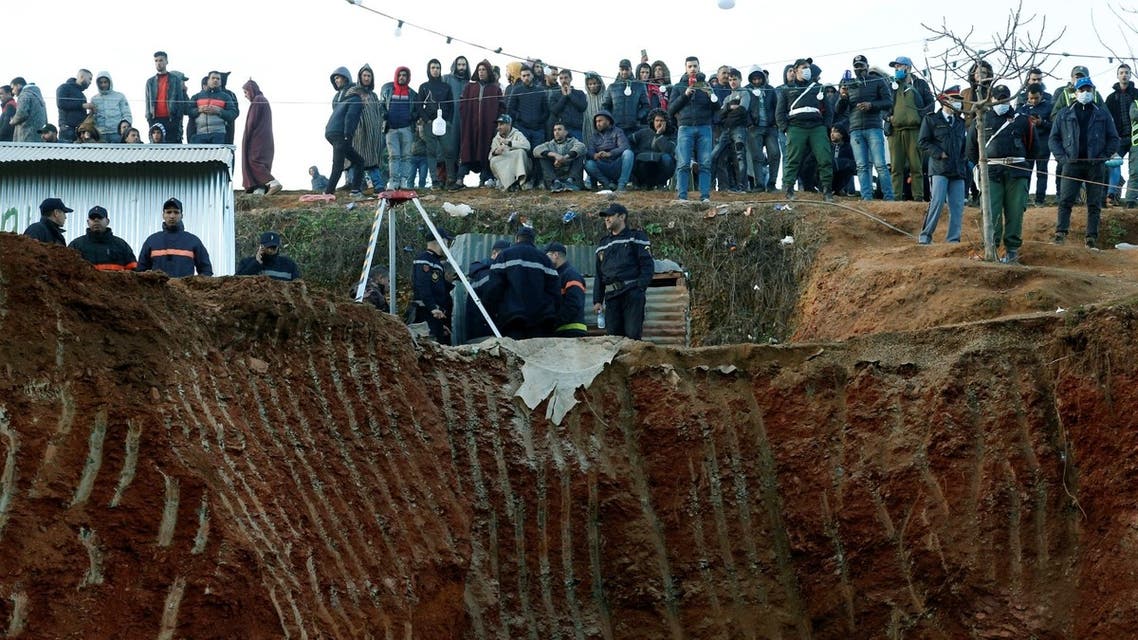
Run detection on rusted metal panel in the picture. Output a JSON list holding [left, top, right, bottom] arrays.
[[0, 146, 236, 275]]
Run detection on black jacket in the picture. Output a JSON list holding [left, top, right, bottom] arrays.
[[1105, 82, 1138, 152], [667, 78, 715, 127], [236, 254, 301, 281], [1016, 97, 1053, 159], [137, 222, 213, 277], [507, 81, 550, 132], [918, 110, 968, 179], [412, 249, 452, 314], [485, 240, 560, 329], [967, 110, 1033, 182], [23, 216, 66, 245], [837, 71, 892, 131], [553, 261, 587, 334], [464, 259, 495, 340], [1050, 102, 1121, 164], [593, 227, 654, 305], [746, 83, 778, 129], [417, 75, 455, 123], [776, 80, 833, 131], [549, 87, 587, 131], [56, 77, 87, 132], [69, 228, 137, 270]]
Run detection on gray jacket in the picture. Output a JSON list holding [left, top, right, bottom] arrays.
[[92, 71, 133, 141], [10, 84, 47, 142]]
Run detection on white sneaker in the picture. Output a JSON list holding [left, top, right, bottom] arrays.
[[266, 179, 282, 196], [252, 187, 267, 195]]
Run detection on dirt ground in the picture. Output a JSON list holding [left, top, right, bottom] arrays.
[[3, 189, 1138, 638]]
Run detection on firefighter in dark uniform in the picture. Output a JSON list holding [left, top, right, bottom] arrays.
[[465, 239, 509, 341], [484, 226, 561, 340], [593, 203, 654, 340], [545, 241, 587, 337], [411, 228, 455, 343]]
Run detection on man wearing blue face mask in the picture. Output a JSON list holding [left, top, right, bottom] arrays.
[[1050, 76, 1121, 249], [968, 85, 1034, 263], [886, 56, 934, 201]]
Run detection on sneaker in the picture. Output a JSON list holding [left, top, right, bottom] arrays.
[[1000, 249, 1020, 264], [349, 190, 364, 199], [1085, 237, 1098, 249], [564, 179, 580, 192], [448, 182, 466, 191], [701, 198, 711, 204], [251, 187, 267, 195], [484, 178, 499, 189], [785, 188, 796, 201], [823, 191, 834, 203], [267, 179, 283, 196], [549, 180, 561, 192], [1053, 232, 1067, 245]]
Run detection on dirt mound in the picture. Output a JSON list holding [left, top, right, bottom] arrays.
[[3, 231, 1138, 638]]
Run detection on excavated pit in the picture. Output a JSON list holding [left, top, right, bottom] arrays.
[[1, 231, 1137, 638]]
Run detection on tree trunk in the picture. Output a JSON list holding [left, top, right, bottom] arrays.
[[974, 111, 996, 261]]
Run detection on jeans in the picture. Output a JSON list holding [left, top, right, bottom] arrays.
[[191, 131, 225, 144], [539, 156, 585, 186], [675, 124, 713, 199], [711, 125, 749, 190], [747, 126, 780, 190], [324, 134, 365, 194], [385, 127, 414, 188], [1057, 161, 1105, 239], [919, 175, 965, 243], [850, 127, 894, 200], [988, 176, 1029, 250], [585, 149, 634, 189], [1028, 155, 1049, 203], [410, 156, 430, 188]]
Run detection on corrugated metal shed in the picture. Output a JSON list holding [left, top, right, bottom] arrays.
[[449, 233, 690, 346], [0, 143, 236, 275]]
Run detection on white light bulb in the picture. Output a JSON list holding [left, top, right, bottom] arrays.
[[710, 91, 719, 103], [624, 84, 632, 96], [718, 0, 736, 8], [394, 21, 403, 37]]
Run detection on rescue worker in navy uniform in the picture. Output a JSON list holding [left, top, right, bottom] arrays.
[[593, 203, 654, 340], [136, 197, 213, 277], [23, 197, 72, 246], [411, 228, 455, 343], [68, 205, 138, 271], [545, 241, 587, 337], [465, 239, 509, 342], [484, 226, 561, 340], [236, 231, 301, 281]]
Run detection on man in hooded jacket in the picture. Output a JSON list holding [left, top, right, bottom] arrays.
[[418, 59, 456, 189], [380, 66, 419, 189], [91, 71, 132, 142], [324, 66, 366, 196]]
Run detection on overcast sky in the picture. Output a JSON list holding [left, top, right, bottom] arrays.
[[5, 0, 1130, 190]]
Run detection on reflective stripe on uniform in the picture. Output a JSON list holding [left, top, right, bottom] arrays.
[[94, 262, 137, 271], [262, 269, 296, 280], [556, 322, 588, 332], [562, 280, 585, 294], [594, 236, 651, 254], [151, 248, 195, 259], [489, 258, 559, 277]]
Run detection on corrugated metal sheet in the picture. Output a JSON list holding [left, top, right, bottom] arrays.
[[0, 155, 236, 275], [0, 142, 235, 166], [449, 233, 690, 346]]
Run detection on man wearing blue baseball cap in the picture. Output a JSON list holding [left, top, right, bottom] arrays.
[[1050, 76, 1121, 249]]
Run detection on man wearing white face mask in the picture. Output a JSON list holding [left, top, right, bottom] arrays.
[[1050, 77, 1121, 249], [967, 85, 1034, 263], [917, 86, 968, 245], [776, 57, 834, 201]]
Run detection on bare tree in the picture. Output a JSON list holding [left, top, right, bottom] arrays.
[[923, 1, 1065, 261]]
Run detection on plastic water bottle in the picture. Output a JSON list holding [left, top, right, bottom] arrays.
[[596, 307, 606, 329], [432, 109, 446, 136]]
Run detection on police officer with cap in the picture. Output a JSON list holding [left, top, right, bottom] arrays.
[[69, 205, 138, 270], [236, 231, 301, 281], [23, 197, 72, 245], [593, 203, 654, 339], [411, 227, 455, 343], [545, 241, 587, 337]]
